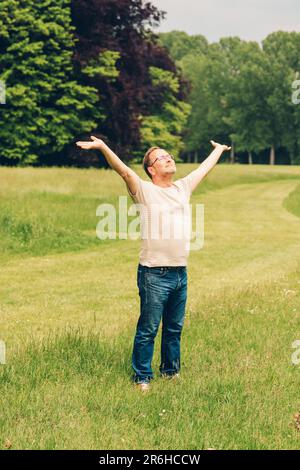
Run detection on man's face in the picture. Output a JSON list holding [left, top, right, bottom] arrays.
[[148, 148, 176, 178]]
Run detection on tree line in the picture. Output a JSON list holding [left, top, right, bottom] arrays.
[[0, 0, 189, 167], [0, 1, 299, 166], [159, 30, 300, 165]]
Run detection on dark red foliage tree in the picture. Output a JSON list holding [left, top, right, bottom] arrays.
[[70, 0, 189, 166]]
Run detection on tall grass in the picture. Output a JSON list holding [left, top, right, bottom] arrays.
[[1, 271, 300, 449]]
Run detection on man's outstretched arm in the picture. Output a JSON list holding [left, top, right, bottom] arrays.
[[76, 136, 139, 195], [187, 140, 231, 193]]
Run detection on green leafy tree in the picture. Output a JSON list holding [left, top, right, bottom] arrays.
[[158, 31, 208, 62], [262, 32, 300, 164], [180, 40, 238, 161], [223, 41, 272, 164], [0, 0, 101, 165], [139, 66, 191, 156]]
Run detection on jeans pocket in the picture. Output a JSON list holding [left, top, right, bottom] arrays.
[[146, 268, 167, 278]]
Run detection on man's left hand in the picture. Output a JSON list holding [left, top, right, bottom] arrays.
[[210, 140, 232, 151]]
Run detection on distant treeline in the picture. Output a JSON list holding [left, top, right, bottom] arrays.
[[159, 31, 300, 165], [0, 1, 299, 167]]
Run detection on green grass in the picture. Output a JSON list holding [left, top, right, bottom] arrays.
[[0, 163, 300, 449], [0, 164, 299, 261]]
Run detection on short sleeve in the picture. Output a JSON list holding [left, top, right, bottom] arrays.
[[126, 176, 144, 204]]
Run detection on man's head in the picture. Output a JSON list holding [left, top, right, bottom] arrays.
[[143, 147, 176, 180]]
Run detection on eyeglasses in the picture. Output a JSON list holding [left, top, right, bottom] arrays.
[[148, 154, 175, 167]]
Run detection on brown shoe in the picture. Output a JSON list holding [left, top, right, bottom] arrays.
[[134, 382, 150, 392]]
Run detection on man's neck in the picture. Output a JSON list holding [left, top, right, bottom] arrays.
[[152, 176, 174, 188]]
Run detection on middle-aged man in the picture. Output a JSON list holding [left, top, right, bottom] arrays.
[[76, 137, 231, 392]]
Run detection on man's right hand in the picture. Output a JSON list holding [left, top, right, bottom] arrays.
[[76, 136, 105, 150]]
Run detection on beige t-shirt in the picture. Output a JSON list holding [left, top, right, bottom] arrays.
[[126, 175, 193, 267]]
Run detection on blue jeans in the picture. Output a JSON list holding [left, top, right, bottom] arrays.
[[132, 263, 188, 384]]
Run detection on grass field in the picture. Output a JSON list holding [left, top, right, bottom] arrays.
[[1, 163, 300, 449]]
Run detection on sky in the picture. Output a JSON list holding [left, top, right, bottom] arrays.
[[149, 0, 300, 43]]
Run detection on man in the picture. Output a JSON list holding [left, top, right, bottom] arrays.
[[76, 137, 231, 392]]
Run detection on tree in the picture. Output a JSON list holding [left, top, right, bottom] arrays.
[[0, 0, 100, 165], [224, 41, 272, 164], [158, 31, 208, 62], [139, 66, 191, 156], [262, 32, 300, 164], [71, 0, 189, 161], [179, 39, 240, 160]]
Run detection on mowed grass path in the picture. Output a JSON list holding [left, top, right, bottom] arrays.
[[1, 164, 300, 449]]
